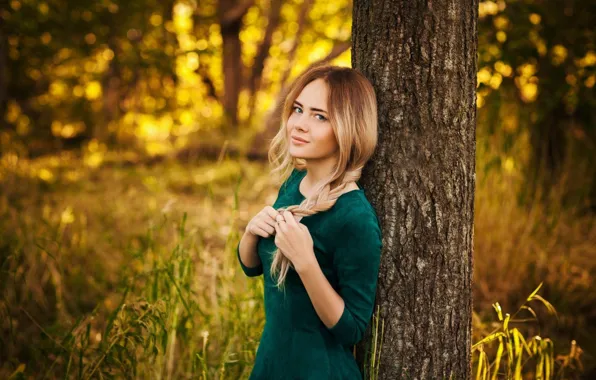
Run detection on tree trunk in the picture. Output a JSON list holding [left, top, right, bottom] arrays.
[[352, 0, 478, 379], [99, 36, 121, 145], [220, 20, 242, 129], [526, 101, 568, 205], [219, 0, 254, 130], [0, 25, 7, 132]]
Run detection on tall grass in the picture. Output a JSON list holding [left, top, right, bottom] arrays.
[[474, 125, 596, 372], [471, 283, 584, 379], [1, 155, 266, 378], [3, 207, 266, 379], [364, 305, 384, 380]]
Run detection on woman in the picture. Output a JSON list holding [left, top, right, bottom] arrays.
[[237, 63, 382, 379]]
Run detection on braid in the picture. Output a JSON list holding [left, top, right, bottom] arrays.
[[269, 167, 362, 290]]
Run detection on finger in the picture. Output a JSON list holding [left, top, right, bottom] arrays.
[[259, 222, 275, 235], [253, 225, 270, 238], [266, 206, 281, 220], [263, 209, 281, 228], [283, 211, 298, 228], [276, 218, 288, 233], [274, 234, 284, 249], [275, 214, 285, 223], [273, 220, 282, 234], [263, 216, 277, 229], [282, 210, 296, 226]]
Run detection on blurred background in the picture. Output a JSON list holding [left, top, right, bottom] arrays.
[[0, 0, 594, 378]]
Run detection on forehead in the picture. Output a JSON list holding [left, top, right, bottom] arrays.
[[296, 78, 329, 106]]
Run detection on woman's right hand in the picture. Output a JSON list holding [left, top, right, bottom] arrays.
[[245, 206, 280, 238]]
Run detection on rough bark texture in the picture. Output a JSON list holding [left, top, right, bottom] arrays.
[[352, 1, 478, 379]]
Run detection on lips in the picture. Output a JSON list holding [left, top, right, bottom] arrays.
[[292, 136, 309, 143]]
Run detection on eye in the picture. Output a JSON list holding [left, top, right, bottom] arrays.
[[292, 105, 327, 122]]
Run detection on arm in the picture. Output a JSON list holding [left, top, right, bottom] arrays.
[[237, 230, 263, 277], [297, 259, 345, 328], [298, 212, 382, 346]]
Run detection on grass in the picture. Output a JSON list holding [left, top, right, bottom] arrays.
[[0, 142, 593, 378], [470, 283, 584, 380]]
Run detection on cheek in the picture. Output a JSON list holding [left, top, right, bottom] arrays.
[[287, 113, 298, 125], [320, 127, 336, 145]]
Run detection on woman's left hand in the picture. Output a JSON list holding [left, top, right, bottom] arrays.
[[274, 210, 317, 273]]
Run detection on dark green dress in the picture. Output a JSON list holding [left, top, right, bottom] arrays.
[[236, 168, 382, 379]]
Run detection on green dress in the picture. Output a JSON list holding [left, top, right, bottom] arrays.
[[236, 168, 382, 379]]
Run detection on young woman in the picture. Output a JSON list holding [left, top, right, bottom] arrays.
[[237, 64, 382, 379]]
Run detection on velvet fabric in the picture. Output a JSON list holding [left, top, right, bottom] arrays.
[[237, 168, 382, 379]]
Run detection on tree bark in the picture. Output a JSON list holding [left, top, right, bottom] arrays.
[[352, 0, 478, 379]]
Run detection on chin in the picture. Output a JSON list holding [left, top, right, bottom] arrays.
[[289, 146, 306, 155]]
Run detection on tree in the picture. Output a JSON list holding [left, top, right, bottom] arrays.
[[1, 0, 177, 152], [203, 0, 353, 132], [352, 0, 478, 378], [475, 0, 596, 207]]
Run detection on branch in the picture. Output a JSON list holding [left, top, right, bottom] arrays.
[[220, 0, 255, 27], [323, 40, 351, 62], [249, 0, 283, 93], [279, 0, 315, 88]]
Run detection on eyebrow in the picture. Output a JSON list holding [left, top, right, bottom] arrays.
[[293, 100, 328, 114]]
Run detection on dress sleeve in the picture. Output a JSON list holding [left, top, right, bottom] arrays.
[[325, 210, 382, 347], [237, 241, 263, 277]]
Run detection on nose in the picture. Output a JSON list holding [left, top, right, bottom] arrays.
[[293, 114, 309, 132]]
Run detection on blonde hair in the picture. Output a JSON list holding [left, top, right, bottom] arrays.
[[267, 63, 379, 290]]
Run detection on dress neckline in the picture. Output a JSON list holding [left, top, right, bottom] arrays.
[[294, 169, 363, 201]]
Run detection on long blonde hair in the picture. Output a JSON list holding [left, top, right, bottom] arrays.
[[267, 63, 379, 290]]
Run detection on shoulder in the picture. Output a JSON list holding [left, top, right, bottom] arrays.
[[336, 194, 380, 225], [338, 207, 381, 236], [333, 198, 382, 245], [280, 167, 300, 193], [288, 167, 306, 183], [283, 167, 305, 186], [331, 203, 382, 268]]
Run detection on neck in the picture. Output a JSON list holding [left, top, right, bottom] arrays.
[[301, 154, 339, 190]]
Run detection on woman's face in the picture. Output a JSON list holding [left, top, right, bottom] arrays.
[[286, 78, 338, 161]]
